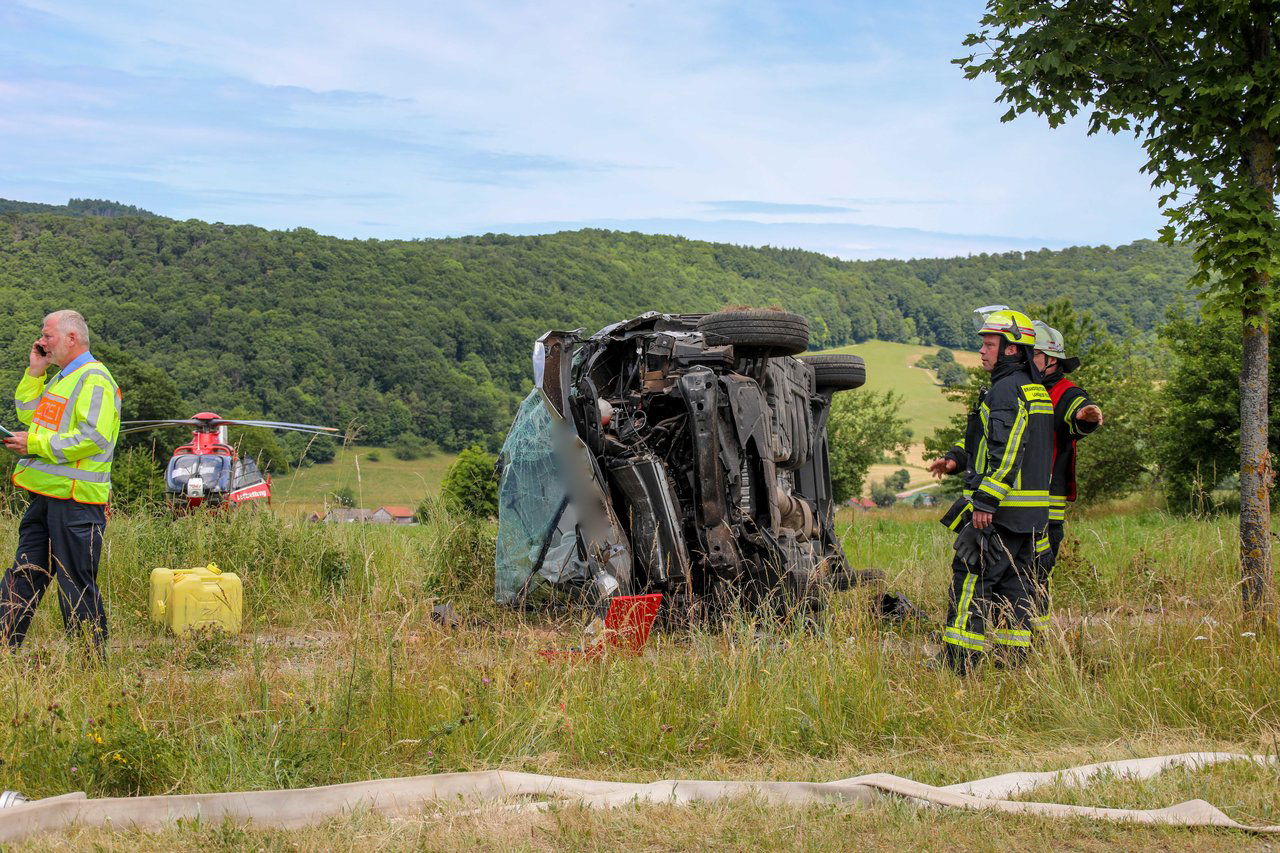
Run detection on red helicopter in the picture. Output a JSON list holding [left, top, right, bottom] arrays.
[[120, 413, 338, 510]]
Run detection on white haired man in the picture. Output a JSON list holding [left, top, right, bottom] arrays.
[[0, 311, 120, 654]]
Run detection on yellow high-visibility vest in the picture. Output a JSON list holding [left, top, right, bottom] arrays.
[[13, 360, 121, 504]]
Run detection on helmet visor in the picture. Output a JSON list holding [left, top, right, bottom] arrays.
[[971, 304, 1011, 332]]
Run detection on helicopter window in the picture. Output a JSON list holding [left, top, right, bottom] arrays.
[[166, 455, 231, 492], [232, 458, 264, 490]]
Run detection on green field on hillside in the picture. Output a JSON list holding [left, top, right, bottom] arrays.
[[809, 340, 977, 493], [810, 339, 978, 442], [272, 446, 458, 515]]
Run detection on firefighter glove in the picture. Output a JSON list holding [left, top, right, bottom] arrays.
[[953, 524, 986, 569]]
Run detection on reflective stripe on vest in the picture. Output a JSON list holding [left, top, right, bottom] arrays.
[[17, 459, 111, 482], [13, 361, 119, 503], [45, 369, 114, 433]]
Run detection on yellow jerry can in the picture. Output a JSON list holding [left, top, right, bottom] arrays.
[[149, 563, 243, 635]]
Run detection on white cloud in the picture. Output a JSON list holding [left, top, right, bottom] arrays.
[[5, 0, 1166, 254]]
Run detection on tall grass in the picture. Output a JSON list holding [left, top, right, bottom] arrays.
[[0, 503, 1277, 841]]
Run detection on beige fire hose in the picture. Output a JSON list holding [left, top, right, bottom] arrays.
[[0, 752, 1275, 842]]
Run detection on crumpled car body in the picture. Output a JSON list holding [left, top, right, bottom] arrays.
[[496, 310, 868, 616]]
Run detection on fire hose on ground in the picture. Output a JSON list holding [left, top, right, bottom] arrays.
[[0, 752, 1277, 841]]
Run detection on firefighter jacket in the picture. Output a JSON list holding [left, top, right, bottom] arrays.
[[1043, 372, 1099, 523], [12, 359, 121, 504], [943, 360, 1053, 533]]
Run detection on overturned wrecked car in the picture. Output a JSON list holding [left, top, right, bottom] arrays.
[[495, 309, 881, 619]]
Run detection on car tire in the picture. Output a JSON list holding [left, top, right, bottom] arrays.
[[697, 309, 809, 356], [803, 354, 866, 390]]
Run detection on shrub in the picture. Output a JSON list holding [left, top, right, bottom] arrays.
[[110, 446, 166, 513], [62, 699, 182, 797], [918, 347, 956, 372], [870, 482, 898, 507], [886, 468, 911, 492], [283, 431, 337, 465], [316, 548, 350, 587], [365, 450, 381, 462], [173, 624, 238, 669], [440, 445, 499, 518], [392, 434, 430, 461], [329, 486, 356, 508], [935, 360, 971, 388], [827, 390, 912, 504]]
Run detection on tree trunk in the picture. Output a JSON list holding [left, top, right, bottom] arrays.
[[1240, 291, 1274, 620], [1240, 133, 1276, 622]]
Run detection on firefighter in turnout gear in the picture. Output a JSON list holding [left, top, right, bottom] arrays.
[[0, 311, 120, 655], [1029, 320, 1103, 631], [927, 307, 1054, 673]]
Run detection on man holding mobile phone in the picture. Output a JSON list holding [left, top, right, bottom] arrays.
[[0, 311, 120, 655]]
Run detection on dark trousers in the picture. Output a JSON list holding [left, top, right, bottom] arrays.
[[0, 494, 107, 652], [1031, 522, 1066, 631], [943, 525, 1036, 673]]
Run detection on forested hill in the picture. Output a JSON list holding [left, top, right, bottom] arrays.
[[0, 198, 158, 218], [0, 205, 1194, 451]]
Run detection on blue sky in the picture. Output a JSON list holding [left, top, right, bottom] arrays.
[[1, 1, 1165, 259]]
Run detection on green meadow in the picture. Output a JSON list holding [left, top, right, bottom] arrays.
[[812, 339, 977, 493], [1, 504, 1276, 849], [271, 445, 458, 516], [812, 339, 977, 443]]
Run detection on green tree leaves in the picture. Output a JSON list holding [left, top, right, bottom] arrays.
[[958, 0, 1280, 617], [826, 390, 912, 504], [440, 445, 499, 518], [1029, 299, 1161, 504], [959, 0, 1280, 312], [1157, 308, 1280, 510], [0, 207, 1197, 462]]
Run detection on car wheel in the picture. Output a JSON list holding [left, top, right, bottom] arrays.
[[697, 309, 809, 356], [802, 354, 866, 390]]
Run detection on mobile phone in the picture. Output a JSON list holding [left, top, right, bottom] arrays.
[[33, 343, 47, 357]]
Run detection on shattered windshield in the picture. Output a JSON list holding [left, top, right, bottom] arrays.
[[495, 390, 584, 604]]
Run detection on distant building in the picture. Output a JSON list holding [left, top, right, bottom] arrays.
[[320, 508, 375, 523], [851, 497, 877, 510], [312, 505, 419, 524], [371, 505, 418, 525]]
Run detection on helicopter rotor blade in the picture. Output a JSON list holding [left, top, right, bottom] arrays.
[[216, 419, 339, 433], [233, 425, 339, 437], [118, 420, 203, 434], [119, 418, 339, 438], [118, 425, 194, 435], [120, 419, 203, 427], [226, 420, 338, 431]]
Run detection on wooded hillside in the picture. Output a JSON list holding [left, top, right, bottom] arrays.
[[0, 203, 1195, 449]]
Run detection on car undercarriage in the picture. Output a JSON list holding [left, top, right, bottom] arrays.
[[496, 309, 888, 619]]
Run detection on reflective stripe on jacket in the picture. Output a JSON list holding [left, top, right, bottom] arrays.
[[943, 360, 1053, 532], [13, 360, 121, 504]]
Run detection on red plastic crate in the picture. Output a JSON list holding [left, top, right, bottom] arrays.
[[538, 593, 663, 661]]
